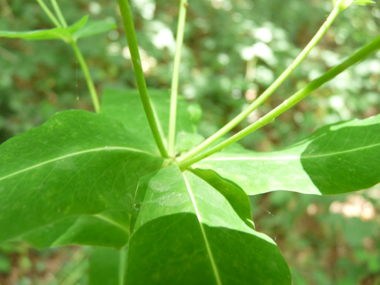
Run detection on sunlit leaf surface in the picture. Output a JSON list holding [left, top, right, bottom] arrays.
[[0, 111, 164, 247], [194, 115, 380, 195], [126, 165, 291, 284]]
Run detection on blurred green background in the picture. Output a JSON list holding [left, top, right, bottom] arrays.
[[0, 0, 380, 284]]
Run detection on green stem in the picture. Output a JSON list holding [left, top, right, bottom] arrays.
[[168, 0, 188, 157], [178, 33, 380, 169], [117, 0, 169, 158], [70, 42, 101, 113], [178, 5, 341, 163], [36, 0, 100, 113], [50, 0, 68, 28], [35, 0, 62, 27]]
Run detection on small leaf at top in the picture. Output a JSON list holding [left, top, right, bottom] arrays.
[[73, 18, 117, 39], [0, 16, 88, 42]]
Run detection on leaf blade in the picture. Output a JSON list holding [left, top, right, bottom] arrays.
[[101, 88, 203, 154], [73, 18, 117, 39], [0, 16, 88, 42], [0, 110, 163, 247], [194, 115, 380, 195], [126, 165, 291, 284], [89, 247, 126, 285]]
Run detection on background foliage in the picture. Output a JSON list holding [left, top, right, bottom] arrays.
[[0, 0, 379, 284]]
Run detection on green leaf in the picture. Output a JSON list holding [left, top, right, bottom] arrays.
[[73, 18, 117, 39], [0, 16, 88, 42], [126, 165, 291, 284], [194, 115, 380, 195], [0, 110, 164, 247], [353, 0, 376, 5], [21, 210, 130, 248], [89, 247, 126, 285], [190, 168, 255, 229], [101, 88, 203, 155]]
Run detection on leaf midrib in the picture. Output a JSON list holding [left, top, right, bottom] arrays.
[[0, 146, 156, 182], [183, 173, 222, 285]]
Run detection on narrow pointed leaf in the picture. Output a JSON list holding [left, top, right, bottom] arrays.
[[353, 0, 376, 5], [126, 165, 291, 284], [0, 111, 164, 247], [73, 18, 117, 39], [101, 89, 204, 154], [194, 115, 380, 195], [0, 16, 88, 42]]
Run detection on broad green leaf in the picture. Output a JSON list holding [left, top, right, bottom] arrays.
[[194, 115, 380, 196], [0, 110, 164, 247], [0, 16, 88, 42], [21, 210, 130, 248], [73, 18, 117, 39], [126, 165, 291, 284], [89, 247, 126, 285], [101, 88, 204, 154]]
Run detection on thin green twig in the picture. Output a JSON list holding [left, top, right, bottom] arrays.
[[51, 0, 68, 28], [71, 43, 101, 113], [35, 0, 62, 27], [178, 33, 380, 169], [168, 0, 188, 157], [117, 0, 169, 158], [178, 5, 341, 163], [36, 0, 100, 113]]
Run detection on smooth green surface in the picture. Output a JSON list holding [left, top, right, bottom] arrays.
[[89, 247, 124, 285], [73, 19, 116, 40], [194, 114, 380, 195], [126, 165, 291, 284], [0, 111, 163, 246], [101, 88, 203, 155], [21, 210, 130, 248], [0, 16, 87, 42]]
